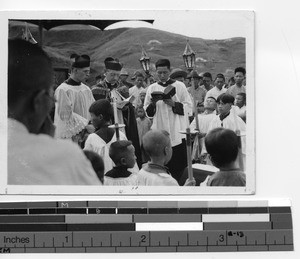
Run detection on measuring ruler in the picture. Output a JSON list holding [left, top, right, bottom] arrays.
[[0, 199, 293, 253]]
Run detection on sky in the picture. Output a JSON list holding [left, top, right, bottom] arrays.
[[9, 10, 252, 40], [104, 11, 252, 40]]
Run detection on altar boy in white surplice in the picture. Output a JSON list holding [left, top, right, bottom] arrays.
[[54, 54, 95, 144], [206, 93, 246, 168]]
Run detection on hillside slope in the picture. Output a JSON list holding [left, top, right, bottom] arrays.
[[9, 23, 245, 82]]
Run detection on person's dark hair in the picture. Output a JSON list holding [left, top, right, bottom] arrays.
[[89, 99, 113, 121], [228, 77, 235, 83], [155, 59, 171, 69], [109, 140, 133, 165], [217, 93, 235, 104], [236, 92, 246, 104], [205, 128, 239, 168], [234, 67, 246, 75], [83, 150, 104, 183], [215, 73, 225, 81], [133, 71, 145, 79], [8, 39, 53, 106], [202, 72, 212, 79]]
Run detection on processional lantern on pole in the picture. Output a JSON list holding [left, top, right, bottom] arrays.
[[180, 39, 200, 181], [139, 45, 151, 85], [182, 39, 195, 72], [139, 45, 151, 73]]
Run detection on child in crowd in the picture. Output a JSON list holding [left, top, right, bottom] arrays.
[[137, 129, 195, 186], [104, 140, 139, 185], [203, 127, 246, 186], [83, 150, 105, 184], [136, 105, 152, 164], [233, 92, 246, 122], [84, 99, 137, 174], [139, 89, 147, 105], [129, 71, 146, 108]]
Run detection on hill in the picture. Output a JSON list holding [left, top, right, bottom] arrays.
[[8, 22, 245, 85]]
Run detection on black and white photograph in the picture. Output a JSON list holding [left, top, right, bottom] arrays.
[[1, 10, 255, 194]]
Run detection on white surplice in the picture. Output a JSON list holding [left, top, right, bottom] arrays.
[[144, 81, 193, 147], [54, 82, 95, 139]]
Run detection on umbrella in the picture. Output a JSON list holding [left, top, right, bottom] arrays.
[[13, 19, 155, 46]]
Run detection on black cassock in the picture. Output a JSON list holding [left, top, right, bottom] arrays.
[[92, 81, 142, 169]]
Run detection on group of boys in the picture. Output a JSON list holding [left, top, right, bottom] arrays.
[[7, 39, 246, 187]]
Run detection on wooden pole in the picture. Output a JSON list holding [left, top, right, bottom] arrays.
[[109, 100, 125, 141], [181, 114, 193, 181], [186, 127, 193, 181], [191, 78, 202, 155]]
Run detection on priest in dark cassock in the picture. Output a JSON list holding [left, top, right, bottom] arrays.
[[92, 57, 142, 168], [54, 54, 95, 146], [144, 59, 193, 182]]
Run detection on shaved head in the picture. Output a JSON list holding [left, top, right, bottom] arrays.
[[142, 130, 171, 158]]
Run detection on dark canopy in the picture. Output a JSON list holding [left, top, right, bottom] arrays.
[[14, 19, 155, 31]]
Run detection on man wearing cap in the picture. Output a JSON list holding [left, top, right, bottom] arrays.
[[187, 70, 207, 111], [54, 54, 95, 145], [93, 57, 125, 124], [169, 68, 188, 83], [119, 68, 134, 88], [204, 73, 227, 103], [96, 57, 142, 167], [144, 59, 193, 182]]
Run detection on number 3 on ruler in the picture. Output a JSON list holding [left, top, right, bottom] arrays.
[[219, 234, 225, 242]]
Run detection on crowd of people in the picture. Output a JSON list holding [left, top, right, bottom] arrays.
[[7, 39, 247, 187]]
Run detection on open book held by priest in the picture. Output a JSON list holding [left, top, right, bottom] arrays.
[[151, 85, 176, 100], [116, 95, 135, 109]]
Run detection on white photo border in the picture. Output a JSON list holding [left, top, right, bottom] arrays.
[[0, 10, 255, 195]]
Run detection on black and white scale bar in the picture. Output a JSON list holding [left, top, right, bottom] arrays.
[[0, 230, 293, 253]]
